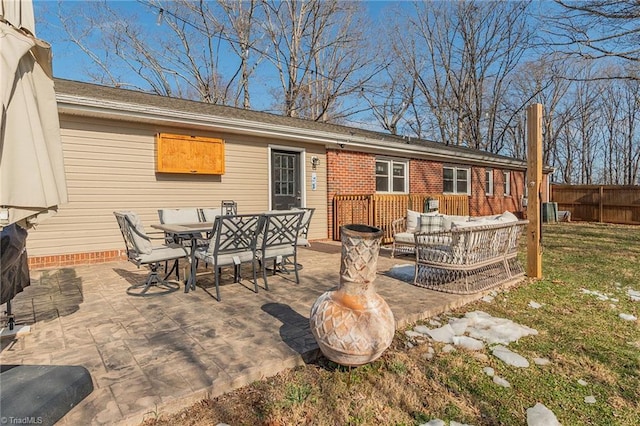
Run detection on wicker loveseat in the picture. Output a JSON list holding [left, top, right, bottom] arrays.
[[412, 217, 528, 294]]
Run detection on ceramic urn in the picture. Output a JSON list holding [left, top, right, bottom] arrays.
[[309, 224, 395, 366]]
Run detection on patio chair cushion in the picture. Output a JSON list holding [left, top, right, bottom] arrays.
[[195, 247, 254, 266], [441, 214, 471, 231], [451, 220, 492, 229], [200, 208, 222, 222], [123, 211, 153, 255], [256, 244, 295, 261], [137, 244, 188, 263], [158, 208, 200, 224], [469, 213, 501, 221]]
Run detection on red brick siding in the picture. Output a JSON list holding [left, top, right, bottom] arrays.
[[471, 167, 525, 216], [326, 150, 376, 236], [326, 150, 526, 238], [28, 250, 125, 270], [409, 160, 442, 193]]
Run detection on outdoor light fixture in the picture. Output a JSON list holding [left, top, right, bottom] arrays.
[[311, 156, 320, 169]]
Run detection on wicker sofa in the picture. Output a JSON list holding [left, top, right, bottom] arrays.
[[391, 210, 528, 293], [412, 216, 528, 294]]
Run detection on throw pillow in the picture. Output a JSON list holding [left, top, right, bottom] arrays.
[[419, 214, 445, 233], [451, 220, 486, 230], [406, 209, 421, 233], [441, 214, 471, 231], [496, 211, 518, 223]]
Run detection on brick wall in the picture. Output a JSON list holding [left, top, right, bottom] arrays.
[[471, 167, 525, 216], [409, 160, 442, 193], [28, 250, 125, 269], [326, 150, 376, 236], [327, 149, 527, 237]]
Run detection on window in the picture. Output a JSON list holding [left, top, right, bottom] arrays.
[[503, 171, 511, 196], [376, 159, 407, 193], [443, 166, 470, 194], [485, 169, 493, 195]]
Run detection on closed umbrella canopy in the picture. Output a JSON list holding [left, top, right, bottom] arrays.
[[1, 0, 68, 228]]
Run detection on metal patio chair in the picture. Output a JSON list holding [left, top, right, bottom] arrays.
[[192, 213, 261, 301], [157, 207, 202, 242], [114, 211, 189, 295], [221, 200, 237, 215], [254, 210, 305, 289], [295, 207, 315, 247]]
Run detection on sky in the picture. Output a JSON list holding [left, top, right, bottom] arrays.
[[32, 0, 396, 88]]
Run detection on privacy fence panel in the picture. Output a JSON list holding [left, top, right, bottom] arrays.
[[551, 184, 640, 225], [333, 194, 469, 243]]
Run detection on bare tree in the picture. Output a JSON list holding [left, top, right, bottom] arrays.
[[503, 56, 578, 166], [602, 78, 640, 184], [392, 1, 533, 152], [52, 0, 268, 105], [361, 64, 416, 135], [550, 1, 640, 65], [260, 0, 375, 122], [190, 0, 265, 108]]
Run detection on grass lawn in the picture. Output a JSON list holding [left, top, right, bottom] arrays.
[[141, 222, 640, 425]]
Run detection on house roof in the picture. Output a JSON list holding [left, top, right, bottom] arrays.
[[54, 78, 535, 171]]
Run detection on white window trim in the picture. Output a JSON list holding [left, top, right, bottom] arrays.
[[375, 158, 409, 194], [485, 169, 494, 195], [503, 171, 511, 196], [443, 165, 471, 195]]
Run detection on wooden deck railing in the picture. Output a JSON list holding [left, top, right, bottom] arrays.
[[333, 193, 469, 243]]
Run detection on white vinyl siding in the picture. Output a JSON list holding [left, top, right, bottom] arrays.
[[25, 115, 327, 257]]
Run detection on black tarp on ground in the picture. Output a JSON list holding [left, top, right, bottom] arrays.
[[0, 364, 94, 425]]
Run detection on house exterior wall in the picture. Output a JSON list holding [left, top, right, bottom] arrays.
[[409, 160, 443, 193], [326, 149, 526, 236], [326, 150, 376, 236], [26, 114, 327, 268], [470, 167, 526, 216]]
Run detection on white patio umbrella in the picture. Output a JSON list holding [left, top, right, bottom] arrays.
[[1, 0, 68, 228]]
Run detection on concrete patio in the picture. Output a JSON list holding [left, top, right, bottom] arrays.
[[1, 242, 497, 425]]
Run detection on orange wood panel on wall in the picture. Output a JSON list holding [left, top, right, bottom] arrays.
[[156, 133, 225, 174]]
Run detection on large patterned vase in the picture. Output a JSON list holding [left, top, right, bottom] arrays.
[[309, 224, 395, 366]]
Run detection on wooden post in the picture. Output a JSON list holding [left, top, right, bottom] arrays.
[[526, 104, 543, 279], [599, 185, 603, 223]]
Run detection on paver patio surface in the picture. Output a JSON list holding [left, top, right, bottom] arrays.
[[1, 242, 496, 425]]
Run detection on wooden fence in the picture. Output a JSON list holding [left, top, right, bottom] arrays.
[[333, 193, 469, 243], [551, 184, 640, 225]]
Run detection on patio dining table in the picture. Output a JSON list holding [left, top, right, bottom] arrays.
[[151, 222, 213, 292]]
